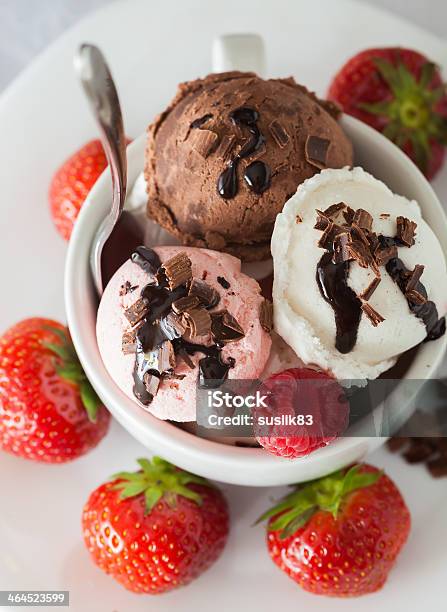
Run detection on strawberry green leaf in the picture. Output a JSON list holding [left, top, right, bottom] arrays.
[[144, 487, 163, 513], [55, 362, 85, 383], [43, 326, 102, 424], [374, 58, 402, 95], [358, 100, 394, 117], [109, 457, 211, 511], [80, 381, 100, 423], [419, 62, 437, 89], [112, 471, 145, 482], [117, 481, 149, 499], [43, 341, 73, 362], [258, 464, 383, 538], [279, 507, 316, 540], [137, 458, 156, 476], [172, 485, 202, 506], [341, 465, 382, 497]]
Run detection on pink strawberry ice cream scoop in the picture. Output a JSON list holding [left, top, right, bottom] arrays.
[[96, 246, 272, 422]]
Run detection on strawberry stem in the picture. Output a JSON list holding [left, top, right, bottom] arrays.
[[43, 325, 101, 422], [256, 464, 382, 539], [358, 57, 447, 172], [112, 457, 213, 514]]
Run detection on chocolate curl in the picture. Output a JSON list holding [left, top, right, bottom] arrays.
[[124, 298, 149, 327], [305, 135, 331, 169], [360, 277, 381, 301], [361, 303, 385, 326], [188, 279, 220, 309], [183, 308, 212, 338], [158, 252, 192, 290], [172, 295, 200, 314], [211, 310, 245, 344], [259, 299, 273, 332], [396, 216, 417, 247], [353, 208, 373, 231], [374, 244, 398, 266], [406, 264, 425, 293]]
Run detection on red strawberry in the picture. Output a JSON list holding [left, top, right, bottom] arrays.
[[257, 464, 410, 597], [327, 47, 447, 179], [49, 138, 131, 240], [82, 456, 229, 594], [254, 368, 349, 459], [0, 318, 109, 462]]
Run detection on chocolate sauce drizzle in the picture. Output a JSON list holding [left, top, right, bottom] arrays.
[[217, 107, 271, 199], [190, 113, 213, 129], [130, 247, 235, 405], [379, 236, 446, 341], [316, 233, 445, 355], [316, 252, 362, 354]]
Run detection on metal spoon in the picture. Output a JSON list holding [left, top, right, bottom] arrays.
[[74, 44, 143, 295]]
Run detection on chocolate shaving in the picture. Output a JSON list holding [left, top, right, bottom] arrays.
[[360, 277, 381, 301], [157, 340, 176, 372], [211, 310, 245, 344], [324, 202, 346, 218], [143, 372, 160, 400], [183, 308, 212, 337], [120, 281, 138, 296], [403, 439, 434, 463], [367, 232, 380, 253], [347, 240, 374, 269], [374, 244, 398, 266], [122, 329, 138, 355], [406, 289, 427, 305], [259, 299, 273, 332], [343, 206, 355, 225], [157, 252, 192, 290], [350, 223, 370, 248], [191, 129, 219, 158], [406, 264, 425, 293], [428, 457, 447, 478], [388, 436, 447, 478], [396, 216, 417, 247], [217, 276, 231, 289], [314, 210, 331, 231], [216, 134, 236, 162], [318, 222, 344, 250], [124, 298, 149, 327], [333, 231, 353, 263], [305, 135, 331, 169], [269, 119, 290, 148], [160, 312, 186, 339], [353, 208, 373, 231], [172, 295, 200, 314], [295, 214, 302, 224], [361, 303, 385, 326], [188, 279, 220, 309], [380, 213, 390, 219]]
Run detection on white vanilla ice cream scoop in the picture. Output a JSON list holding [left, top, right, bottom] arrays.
[[271, 167, 447, 380]]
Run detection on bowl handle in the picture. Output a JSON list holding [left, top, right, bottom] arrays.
[[212, 34, 266, 76]]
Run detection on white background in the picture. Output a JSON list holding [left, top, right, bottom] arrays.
[[0, 0, 446, 92]]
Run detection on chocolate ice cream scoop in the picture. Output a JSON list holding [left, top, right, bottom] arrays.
[[145, 71, 353, 261]]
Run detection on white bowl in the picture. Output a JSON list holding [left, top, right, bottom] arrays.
[[65, 116, 447, 486]]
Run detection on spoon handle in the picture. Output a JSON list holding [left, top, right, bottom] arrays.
[[74, 44, 127, 293]]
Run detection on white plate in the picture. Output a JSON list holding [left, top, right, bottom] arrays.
[[0, 0, 446, 609]]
